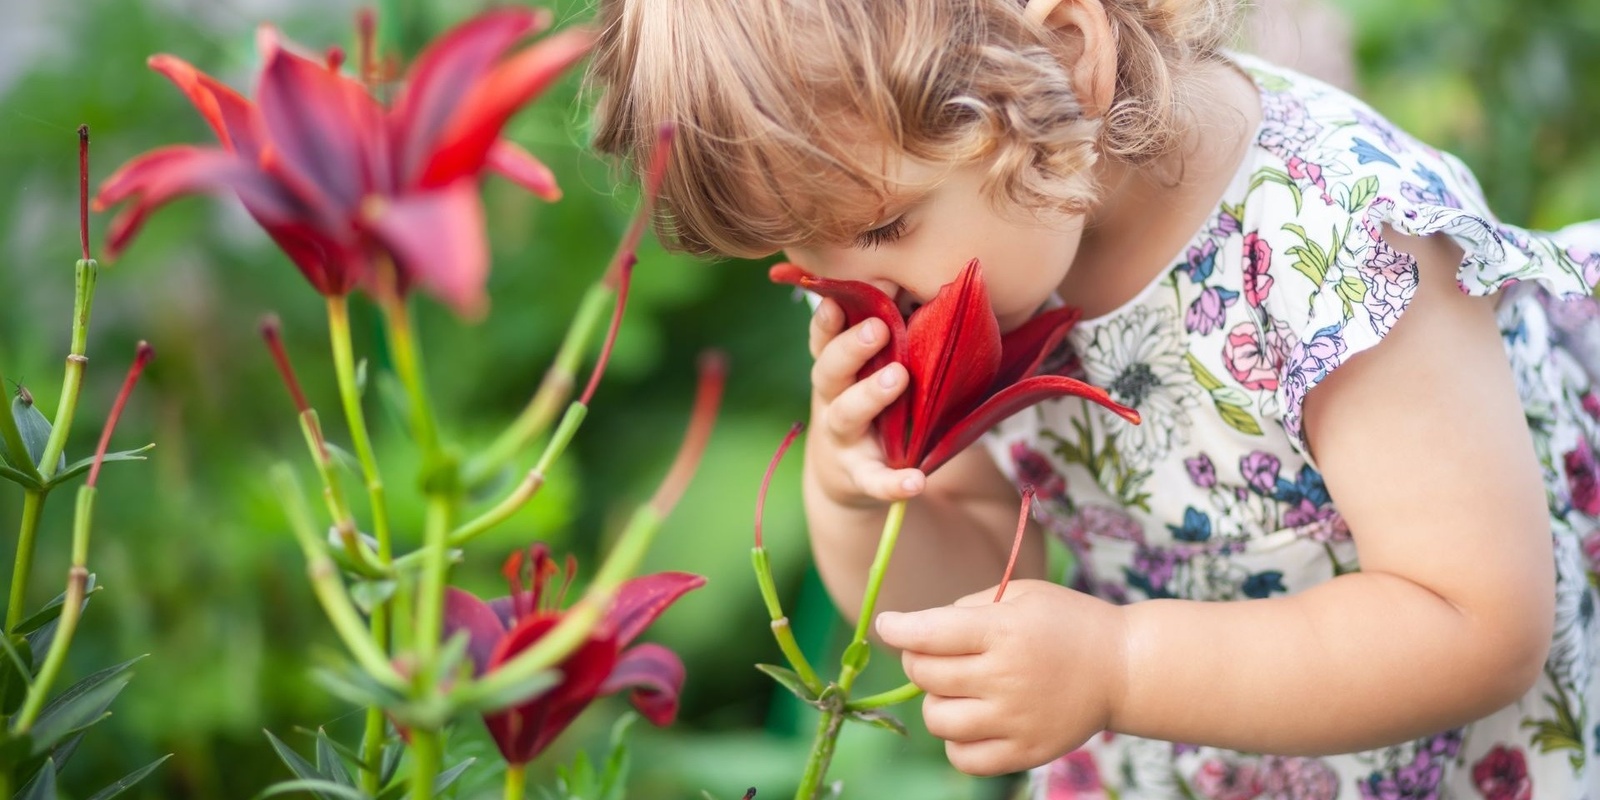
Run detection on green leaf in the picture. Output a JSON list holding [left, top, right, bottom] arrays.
[[84, 754, 173, 800], [1216, 402, 1265, 437], [846, 706, 909, 737], [840, 641, 870, 674], [1248, 167, 1304, 214], [458, 667, 559, 715], [347, 581, 397, 616], [263, 729, 337, 800], [15, 576, 100, 636], [558, 749, 598, 797], [255, 779, 370, 800], [1335, 274, 1367, 319], [1184, 354, 1224, 392], [31, 661, 138, 755], [0, 633, 33, 715], [50, 444, 155, 489], [0, 729, 36, 772], [1345, 175, 1379, 214], [0, 464, 44, 490], [311, 665, 405, 711], [432, 758, 475, 794], [599, 713, 639, 800], [379, 741, 403, 787], [754, 664, 819, 703], [12, 394, 62, 474], [315, 729, 355, 787], [17, 756, 56, 800]]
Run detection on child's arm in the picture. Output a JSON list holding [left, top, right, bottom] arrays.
[[878, 231, 1555, 775], [801, 298, 1041, 621]]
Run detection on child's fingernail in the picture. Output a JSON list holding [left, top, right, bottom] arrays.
[[901, 475, 920, 492], [877, 367, 900, 388], [875, 612, 901, 635], [857, 321, 879, 344]]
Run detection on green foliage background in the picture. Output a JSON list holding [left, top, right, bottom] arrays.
[[0, 0, 1592, 797]]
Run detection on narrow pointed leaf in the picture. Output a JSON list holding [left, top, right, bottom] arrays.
[[18, 756, 56, 800], [43, 731, 84, 772], [35, 654, 140, 723], [0, 634, 33, 715], [458, 666, 559, 714], [599, 713, 638, 800], [314, 729, 354, 787], [846, 707, 909, 737], [31, 665, 138, 755], [15, 575, 100, 636], [310, 666, 403, 712], [0, 464, 44, 490], [12, 394, 62, 473], [84, 754, 173, 800], [433, 758, 476, 794], [263, 729, 336, 800], [754, 664, 819, 703], [379, 741, 403, 787], [254, 779, 369, 800], [51, 445, 155, 488]]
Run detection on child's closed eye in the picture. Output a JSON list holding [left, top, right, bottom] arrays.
[[854, 216, 909, 250]]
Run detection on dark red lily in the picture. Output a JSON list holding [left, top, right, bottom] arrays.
[[771, 259, 1140, 474], [93, 8, 592, 318], [442, 546, 704, 764]]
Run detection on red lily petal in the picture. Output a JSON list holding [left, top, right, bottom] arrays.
[[148, 54, 264, 160], [488, 140, 561, 201], [603, 572, 706, 648], [904, 259, 1001, 465], [442, 587, 508, 677], [485, 615, 619, 765], [256, 29, 381, 209], [918, 375, 1140, 474], [362, 181, 489, 318], [392, 7, 548, 184], [94, 145, 302, 259], [769, 262, 914, 466], [599, 642, 685, 726], [418, 27, 594, 189], [994, 305, 1080, 390]]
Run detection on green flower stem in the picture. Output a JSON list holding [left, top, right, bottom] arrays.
[[794, 705, 844, 800], [470, 503, 663, 703], [504, 763, 526, 800], [327, 297, 398, 793], [326, 296, 393, 561], [467, 283, 610, 486], [37, 259, 98, 479], [271, 466, 404, 689], [381, 298, 440, 461], [413, 493, 454, 672], [450, 403, 588, 548], [752, 547, 822, 694], [838, 500, 907, 692], [13, 486, 94, 732], [0, 367, 41, 484], [6, 490, 45, 632], [845, 681, 922, 711], [408, 728, 443, 800]]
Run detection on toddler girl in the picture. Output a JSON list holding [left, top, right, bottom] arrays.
[[589, 0, 1600, 796]]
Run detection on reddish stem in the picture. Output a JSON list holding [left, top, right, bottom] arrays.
[[648, 351, 726, 517], [994, 487, 1035, 602], [77, 124, 90, 261], [89, 342, 155, 487], [755, 422, 804, 549], [259, 314, 311, 415]]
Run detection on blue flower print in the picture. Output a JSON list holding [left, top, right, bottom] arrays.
[[1349, 136, 1399, 167], [1167, 507, 1213, 542], [1401, 165, 1461, 209], [1241, 571, 1287, 598]]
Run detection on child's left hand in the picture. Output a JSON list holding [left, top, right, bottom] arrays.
[[875, 580, 1127, 776]]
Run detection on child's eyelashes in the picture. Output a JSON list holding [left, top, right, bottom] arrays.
[[854, 216, 909, 250]]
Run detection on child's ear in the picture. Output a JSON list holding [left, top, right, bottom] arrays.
[[1022, 0, 1116, 119]]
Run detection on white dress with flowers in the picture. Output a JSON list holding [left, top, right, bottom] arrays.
[[981, 55, 1600, 799]]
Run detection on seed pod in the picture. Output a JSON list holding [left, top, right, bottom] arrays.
[[11, 388, 64, 473]]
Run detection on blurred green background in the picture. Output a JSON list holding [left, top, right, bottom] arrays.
[[0, 0, 1594, 797]]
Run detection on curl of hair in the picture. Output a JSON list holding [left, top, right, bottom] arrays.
[[586, 0, 1241, 258]]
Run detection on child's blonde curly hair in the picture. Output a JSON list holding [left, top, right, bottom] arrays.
[[588, 0, 1240, 258]]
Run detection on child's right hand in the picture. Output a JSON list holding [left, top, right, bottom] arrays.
[[806, 297, 928, 508]]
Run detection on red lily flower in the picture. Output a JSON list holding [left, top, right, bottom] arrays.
[[93, 8, 592, 318], [442, 546, 704, 764], [770, 259, 1140, 474]]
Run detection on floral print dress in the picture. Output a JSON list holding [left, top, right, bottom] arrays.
[[980, 55, 1600, 799]]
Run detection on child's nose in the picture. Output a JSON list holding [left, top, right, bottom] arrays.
[[894, 288, 923, 319]]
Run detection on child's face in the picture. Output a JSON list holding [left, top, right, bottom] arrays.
[[783, 156, 1087, 333]]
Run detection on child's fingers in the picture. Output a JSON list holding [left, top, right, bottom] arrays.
[[810, 317, 888, 400], [840, 454, 925, 502], [808, 298, 844, 359], [824, 363, 906, 442]]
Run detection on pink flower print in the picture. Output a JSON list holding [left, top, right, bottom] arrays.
[[1185, 454, 1218, 488], [1259, 756, 1339, 800], [1064, 505, 1145, 547], [1240, 451, 1282, 496], [1131, 545, 1178, 597], [1243, 232, 1274, 307], [1565, 445, 1600, 516], [1212, 210, 1241, 238], [1010, 442, 1067, 503], [1223, 324, 1280, 391], [1184, 239, 1220, 283], [1569, 245, 1600, 287], [1192, 759, 1264, 800], [1046, 750, 1109, 800], [1582, 393, 1600, 421], [1286, 156, 1332, 205], [1259, 92, 1323, 156], [1186, 287, 1240, 335], [1360, 239, 1419, 337], [1471, 745, 1532, 800]]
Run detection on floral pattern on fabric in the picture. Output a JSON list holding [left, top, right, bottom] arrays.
[[982, 54, 1600, 799]]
